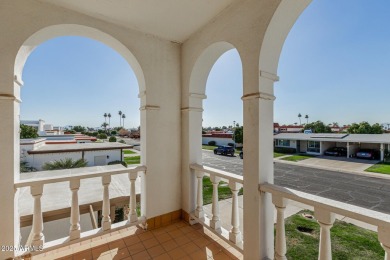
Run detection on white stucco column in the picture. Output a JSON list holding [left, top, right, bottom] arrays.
[[243, 70, 277, 259], [0, 78, 22, 259], [347, 142, 350, 158], [181, 93, 205, 217]]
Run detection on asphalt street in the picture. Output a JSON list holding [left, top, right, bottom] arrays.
[[202, 150, 390, 214]]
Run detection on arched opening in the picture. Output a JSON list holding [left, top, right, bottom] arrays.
[[202, 49, 243, 163], [14, 24, 146, 243], [182, 41, 243, 223]]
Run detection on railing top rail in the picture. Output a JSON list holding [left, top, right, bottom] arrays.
[[260, 183, 390, 228], [190, 163, 243, 184], [15, 165, 146, 188]]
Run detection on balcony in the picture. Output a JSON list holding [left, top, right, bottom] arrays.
[[11, 164, 390, 260]]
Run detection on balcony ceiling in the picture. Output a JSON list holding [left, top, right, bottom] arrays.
[[38, 0, 238, 43]]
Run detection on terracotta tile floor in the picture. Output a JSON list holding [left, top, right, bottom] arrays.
[[32, 221, 243, 260]]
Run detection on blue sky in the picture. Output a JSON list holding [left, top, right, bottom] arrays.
[[21, 0, 390, 128]]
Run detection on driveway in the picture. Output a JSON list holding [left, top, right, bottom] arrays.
[[280, 155, 379, 173]]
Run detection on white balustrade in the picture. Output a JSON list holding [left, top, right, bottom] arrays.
[[189, 164, 244, 249], [378, 226, 390, 260], [29, 184, 45, 247], [101, 175, 112, 231], [14, 165, 146, 252], [128, 172, 138, 223], [69, 179, 81, 240], [272, 196, 288, 260], [195, 171, 205, 218], [210, 175, 221, 230], [229, 180, 242, 244], [260, 183, 390, 260], [315, 208, 335, 260]]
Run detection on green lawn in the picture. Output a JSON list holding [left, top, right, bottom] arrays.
[[123, 149, 137, 154], [365, 162, 390, 175], [274, 152, 285, 158], [285, 211, 384, 259], [281, 154, 315, 162], [202, 176, 243, 205], [124, 156, 141, 165]]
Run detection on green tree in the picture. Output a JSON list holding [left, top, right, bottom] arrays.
[[20, 124, 39, 139], [42, 158, 88, 171], [347, 122, 383, 134], [233, 126, 243, 144], [72, 125, 86, 132], [304, 121, 331, 133], [111, 130, 117, 135], [98, 133, 108, 139]]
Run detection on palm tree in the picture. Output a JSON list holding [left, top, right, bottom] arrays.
[[305, 114, 309, 124], [101, 122, 108, 132], [104, 113, 107, 124], [122, 114, 126, 128], [118, 111, 122, 127], [108, 113, 111, 128], [298, 113, 302, 125]]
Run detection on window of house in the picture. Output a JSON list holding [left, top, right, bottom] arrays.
[[307, 141, 320, 153], [277, 139, 290, 147]]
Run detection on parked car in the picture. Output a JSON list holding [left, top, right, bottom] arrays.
[[324, 147, 347, 157], [355, 149, 379, 160], [239, 151, 243, 159], [214, 146, 235, 156]]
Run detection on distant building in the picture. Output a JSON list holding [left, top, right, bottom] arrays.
[[21, 119, 64, 135], [202, 131, 234, 146], [278, 124, 304, 133]]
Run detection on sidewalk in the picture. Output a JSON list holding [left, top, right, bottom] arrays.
[[203, 196, 377, 235]]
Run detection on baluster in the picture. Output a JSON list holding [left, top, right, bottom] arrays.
[[210, 175, 221, 230], [228, 181, 242, 244], [272, 196, 288, 260], [315, 208, 335, 260], [378, 226, 390, 260], [69, 179, 81, 240], [101, 175, 111, 230], [29, 184, 45, 246], [128, 172, 138, 223], [195, 171, 205, 218]]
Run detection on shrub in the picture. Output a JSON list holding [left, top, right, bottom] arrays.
[[42, 158, 88, 171], [208, 141, 216, 146], [91, 132, 98, 137], [98, 133, 107, 139], [118, 140, 126, 144], [111, 130, 117, 135], [109, 136, 117, 142], [108, 160, 127, 167], [274, 147, 297, 154]]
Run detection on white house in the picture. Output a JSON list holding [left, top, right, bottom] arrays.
[[274, 133, 390, 160], [21, 139, 132, 170]]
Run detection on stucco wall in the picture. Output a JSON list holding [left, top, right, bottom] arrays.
[[202, 137, 234, 146], [24, 149, 123, 170], [0, 0, 182, 218]]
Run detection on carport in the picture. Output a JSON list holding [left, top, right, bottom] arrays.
[[274, 133, 390, 161]]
